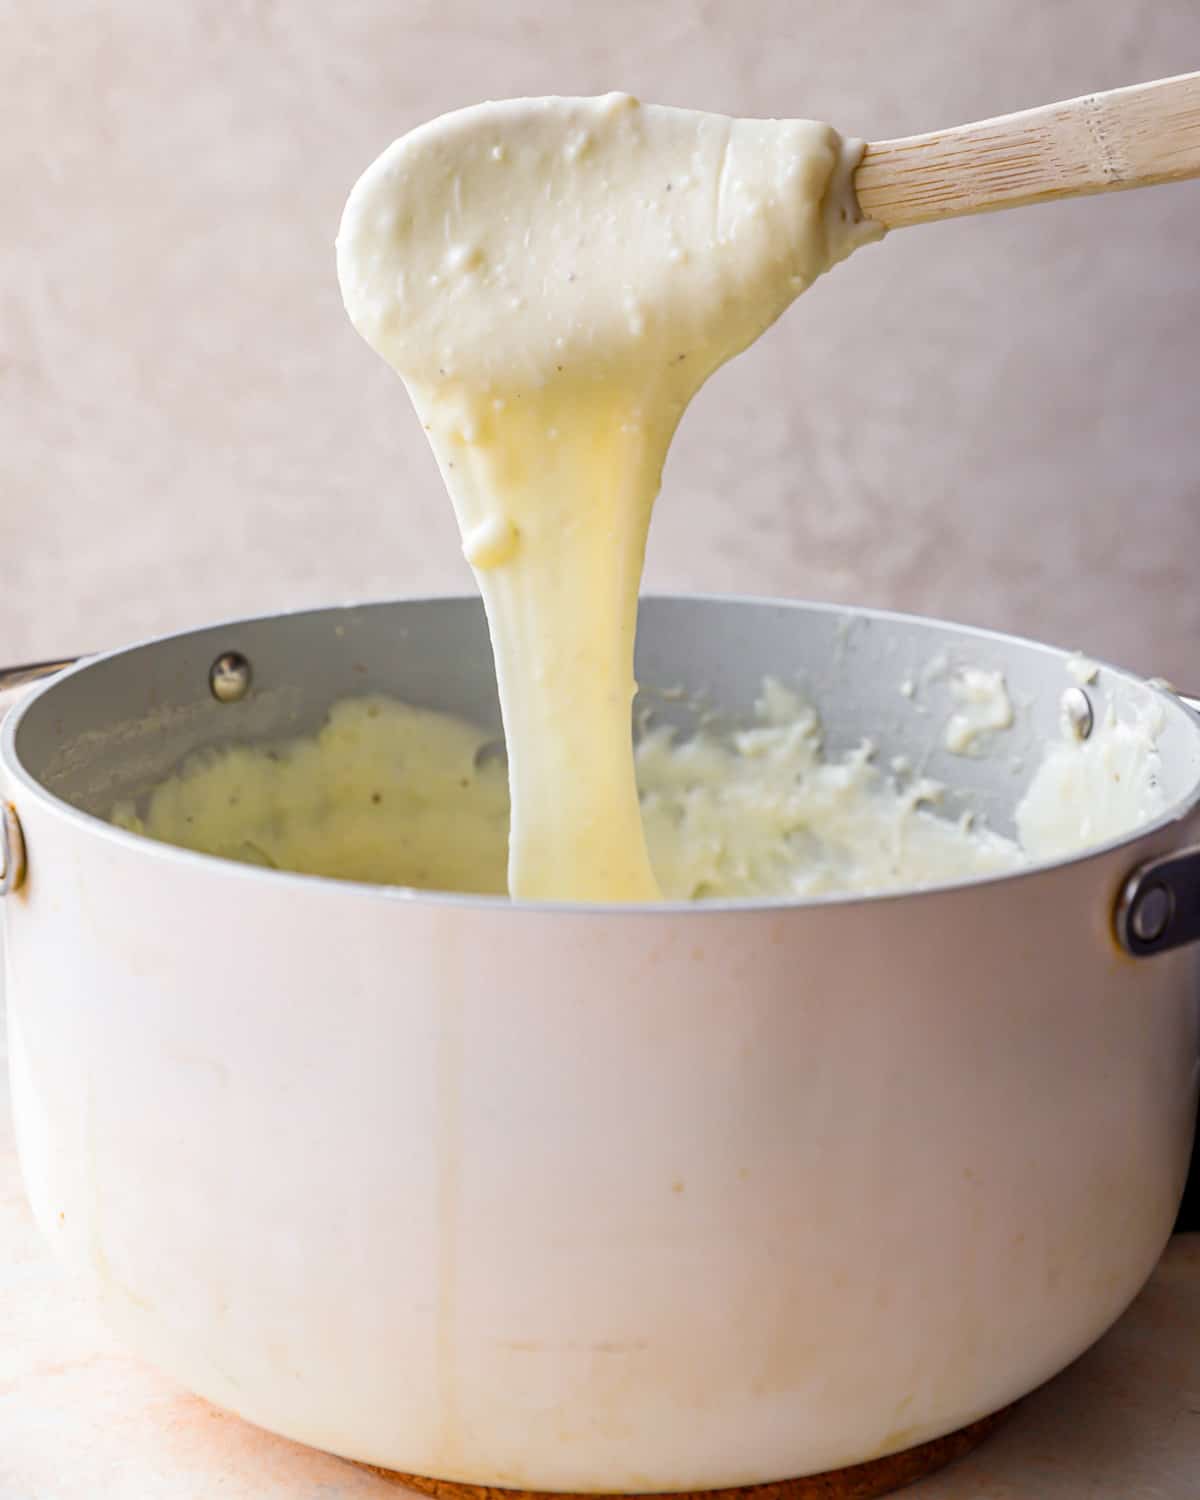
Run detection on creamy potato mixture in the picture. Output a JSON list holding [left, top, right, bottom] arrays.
[[112, 685, 1026, 900], [110, 672, 1167, 899]]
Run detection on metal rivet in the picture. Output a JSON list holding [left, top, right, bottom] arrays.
[[1060, 687, 1094, 741], [209, 651, 252, 704], [0, 801, 27, 896], [1130, 881, 1173, 945]]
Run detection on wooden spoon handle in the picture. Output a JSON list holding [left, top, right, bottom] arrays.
[[856, 71, 1200, 229]]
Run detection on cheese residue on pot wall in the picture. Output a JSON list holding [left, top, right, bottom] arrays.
[[1015, 699, 1167, 861], [943, 668, 1014, 755]]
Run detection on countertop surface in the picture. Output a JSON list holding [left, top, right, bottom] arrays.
[[2, 995, 1198, 1499]]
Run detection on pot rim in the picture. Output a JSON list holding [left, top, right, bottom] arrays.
[[3, 590, 1198, 919]]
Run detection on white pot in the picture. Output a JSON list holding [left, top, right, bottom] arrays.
[[2, 596, 1198, 1490]]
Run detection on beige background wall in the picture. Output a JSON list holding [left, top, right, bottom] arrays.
[[3, 2, 1198, 681]]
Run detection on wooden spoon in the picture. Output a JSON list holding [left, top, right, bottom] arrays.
[[856, 71, 1200, 228]]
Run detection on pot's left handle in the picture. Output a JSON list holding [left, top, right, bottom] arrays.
[[0, 659, 77, 896], [0, 658, 78, 725], [1, 655, 78, 730]]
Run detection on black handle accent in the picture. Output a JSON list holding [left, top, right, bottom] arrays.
[[1116, 845, 1200, 957]]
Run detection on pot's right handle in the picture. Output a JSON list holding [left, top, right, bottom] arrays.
[[1117, 846, 1200, 957]]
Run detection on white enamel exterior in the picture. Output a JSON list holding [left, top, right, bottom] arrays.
[[3, 788, 1198, 1489], [3, 596, 1200, 1490]]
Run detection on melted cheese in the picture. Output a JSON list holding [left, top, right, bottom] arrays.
[[336, 94, 878, 899]]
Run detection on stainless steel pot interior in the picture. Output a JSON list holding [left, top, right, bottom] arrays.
[[7, 594, 1200, 880]]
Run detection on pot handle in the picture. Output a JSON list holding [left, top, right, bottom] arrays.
[[0, 802, 25, 896], [0, 659, 76, 894], [1117, 845, 1200, 957], [0, 658, 78, 695], [0, 657, 78, 724]]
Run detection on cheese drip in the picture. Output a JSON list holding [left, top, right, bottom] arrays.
[[337, 94, 879, 899]]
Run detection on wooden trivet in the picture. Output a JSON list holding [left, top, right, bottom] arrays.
[[353, 1403, 1013, 1500]]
